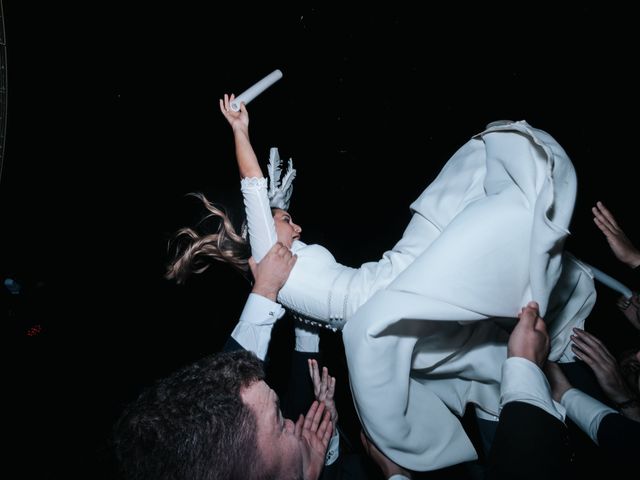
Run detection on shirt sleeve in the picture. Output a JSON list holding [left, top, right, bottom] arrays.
[[240, 177, 278, 262], [324, 430, 340, 465], [500, 357, 566, 422], [230, 293, 285, 360], [561, 388, 617, 444]]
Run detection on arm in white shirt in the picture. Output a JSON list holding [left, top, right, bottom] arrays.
[[230, 293, 285, 361], [560, 388, 617, 444], [500, 357, 566, 422]]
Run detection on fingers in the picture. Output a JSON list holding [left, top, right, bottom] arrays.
[[266, 241, 297, 265], [309, 360, 335, 400], [219, 93, 237, 114], [322, 366, 329, 393], [317, 410, 333, 445], [594, 201, 619, 229], [516, 301, 540, 328], [308, 359, 321, 395], [517, 302, 548, 334], [271, 241, 296, 261], [571, 328, 615, 363], [593, 201, 621, 239], [295, 413, 304, 437], [327, 375, 336, 399], [617, 292, 639, 310], [303, 401, 324, 432]]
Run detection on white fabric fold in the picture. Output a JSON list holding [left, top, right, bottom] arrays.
[[343, 121, 595, 471]]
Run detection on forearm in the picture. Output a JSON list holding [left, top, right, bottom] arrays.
[[233, 126, 263, 179], [230, 293, 285, 360]]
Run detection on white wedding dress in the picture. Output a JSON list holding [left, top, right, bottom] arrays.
[[241, 120, 596, 470]]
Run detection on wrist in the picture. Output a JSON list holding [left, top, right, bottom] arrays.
[[251, 285, 278, 302], [232, 124, 249, 136]]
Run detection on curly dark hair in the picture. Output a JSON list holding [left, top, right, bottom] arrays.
[[113, 350, 272, 479]]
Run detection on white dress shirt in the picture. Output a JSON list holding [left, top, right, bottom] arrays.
[[561, 388, 617, 444]]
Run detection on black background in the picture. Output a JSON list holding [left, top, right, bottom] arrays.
[[1, 3, 638, 478]]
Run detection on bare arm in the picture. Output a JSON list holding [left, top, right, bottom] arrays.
[[219, 93, 263, 179]]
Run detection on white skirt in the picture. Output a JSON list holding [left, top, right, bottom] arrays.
[[343, 120, 596, 471]]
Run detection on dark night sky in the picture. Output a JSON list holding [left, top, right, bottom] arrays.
[[1, 3, 639, 478]]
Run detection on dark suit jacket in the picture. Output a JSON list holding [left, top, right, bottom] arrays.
[[486, 401, 572, 480], [596, 411, 640, 473]]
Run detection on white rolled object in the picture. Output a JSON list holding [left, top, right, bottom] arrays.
[[587, 262, 633, 298], [230, 69, 283, 111]]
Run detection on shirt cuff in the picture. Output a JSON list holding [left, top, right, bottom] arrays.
[[561, 388, 617, 444], [500, 357, 566, 422], [388, 475, 412, 480], [324, 429, 340, 465], [294, 325, 320, 353], [230, 293, 285, 360]]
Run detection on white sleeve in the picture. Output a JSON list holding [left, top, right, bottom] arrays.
[[240, 177, 278, 262], [500, 357, 566, 422], [324, 430, 340, 465], [230, 293, 285, 361], [561, 388, 617, 445]]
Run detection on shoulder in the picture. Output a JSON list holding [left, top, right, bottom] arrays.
[[292, 241, 335, 263]]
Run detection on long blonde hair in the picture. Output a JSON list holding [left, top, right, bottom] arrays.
[[165, 193, 251, 284]]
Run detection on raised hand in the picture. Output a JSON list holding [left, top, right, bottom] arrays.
[[570, 328, 635, 405], [308, 359, 338, 429], [592, 201, 640, 269], [295, 401, 333, 480], [219, 93, 249, 132]]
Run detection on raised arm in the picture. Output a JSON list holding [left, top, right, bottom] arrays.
[[219, 93, 278, 263], [220, 93, 263, 179]]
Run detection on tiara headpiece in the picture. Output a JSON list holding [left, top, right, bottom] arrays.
[[267, 147, 296, 210]]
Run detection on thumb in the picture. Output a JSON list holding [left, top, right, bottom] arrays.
[[517, 301, 539, 328]]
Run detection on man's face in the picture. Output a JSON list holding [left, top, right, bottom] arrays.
[[241, 380, 304, 480]]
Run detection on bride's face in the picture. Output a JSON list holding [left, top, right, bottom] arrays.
[[272, 209, 302, 248]]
